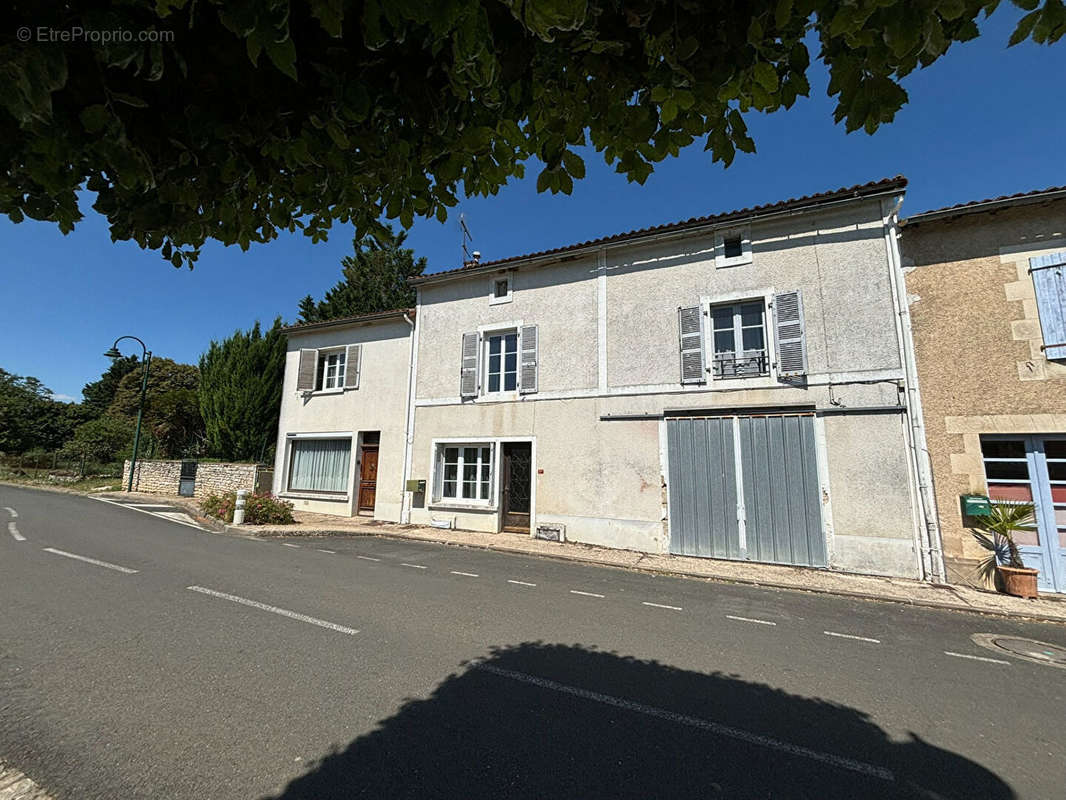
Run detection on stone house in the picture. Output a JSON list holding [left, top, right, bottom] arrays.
[[902, 188, 1066, 593]]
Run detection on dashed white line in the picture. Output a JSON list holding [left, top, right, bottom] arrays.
[[401, 562, 428, 570], [316, 549, 336, 554], [281, 543, 301, 548], [726, 615, 777, 626], [451, 570, 479, 578], [824, 631, 881, 644], [187, 586, 358, 636], [944, 651, 1011, 665], [642, 601, 683, 611], [507, 579, 537, 587], [7, 522, 25, 542], [3, 506, 18, 518], [356, 555, 381, 562], [42, 547, 138, 574], [570, 590, 605, 598], [474, 662, 894, 780]]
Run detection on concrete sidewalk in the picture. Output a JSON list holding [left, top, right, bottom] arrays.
[[219, 507, 1066, 625]]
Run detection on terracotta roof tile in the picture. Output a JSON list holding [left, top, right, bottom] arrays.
[[903, 185, 1066, 225]]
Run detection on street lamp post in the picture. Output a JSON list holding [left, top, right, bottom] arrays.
[[105, 336, 152, 493]]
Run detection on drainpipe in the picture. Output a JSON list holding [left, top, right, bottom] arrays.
[[882, 196, 946, 584], [400, 298, 420, 523]]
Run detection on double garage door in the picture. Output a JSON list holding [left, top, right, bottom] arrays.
[[666, 414, 826, 567]]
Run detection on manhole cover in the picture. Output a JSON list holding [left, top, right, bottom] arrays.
[[972, 633, 1066, 668]]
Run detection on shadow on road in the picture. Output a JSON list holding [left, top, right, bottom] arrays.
[[263, 642, 1012, 799]]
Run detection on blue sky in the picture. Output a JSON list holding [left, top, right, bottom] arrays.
[[3, 7, 1064, 401]]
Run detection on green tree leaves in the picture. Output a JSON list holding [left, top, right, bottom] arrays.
[[0, 1, 1061, 266]]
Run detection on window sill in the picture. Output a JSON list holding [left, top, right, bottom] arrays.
[[488, 295, 513, 305], [428, 502, 497, 513], [715, 255, 753, 269], [280, 491, 350, 502]]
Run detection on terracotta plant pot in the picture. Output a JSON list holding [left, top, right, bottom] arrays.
[[997, 565, 1039, 599]]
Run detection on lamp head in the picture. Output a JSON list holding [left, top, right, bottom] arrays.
[[103, 346, 122, 360]]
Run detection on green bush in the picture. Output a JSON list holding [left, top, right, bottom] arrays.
[[201, 491, 294, 525]]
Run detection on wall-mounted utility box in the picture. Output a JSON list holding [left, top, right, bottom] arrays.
[[406, 479, 426, 493], [961, 494, 992, 517], [535, 523, 565, 542]]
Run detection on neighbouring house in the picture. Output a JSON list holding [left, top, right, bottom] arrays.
[[902, 187, 1066, 593], [403, 177, 942, 581], [271, 309, 415, 522]]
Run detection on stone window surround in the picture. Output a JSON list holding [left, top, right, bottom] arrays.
[[946, 414, 1066, 496], [1002, 242, 1066, 382]]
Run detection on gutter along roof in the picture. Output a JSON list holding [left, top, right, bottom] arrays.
[[902, 185, 1066, 226], [281, 308, 415, 335], [411, 176, 908, 286]]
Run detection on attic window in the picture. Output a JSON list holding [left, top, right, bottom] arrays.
[[715, 227, 752, 268], [489, 274, 513, 305], [494, 279, 509, 298], [723, 235, 744, 259]]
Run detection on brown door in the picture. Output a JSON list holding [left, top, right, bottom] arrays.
[[502, 442, 532, 533], [358, 446, 378, 512]]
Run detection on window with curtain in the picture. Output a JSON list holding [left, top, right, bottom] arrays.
[[288, 438, 351, 493]]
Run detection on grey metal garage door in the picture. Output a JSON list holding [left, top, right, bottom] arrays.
[[667, 414, 826, 567]]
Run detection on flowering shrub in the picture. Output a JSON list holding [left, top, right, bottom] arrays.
[[201, 491, 294, 525]]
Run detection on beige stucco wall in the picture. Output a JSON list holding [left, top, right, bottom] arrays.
[[902, 198, 1066, 585], [409, 196, 920, 577], [272, 318, 412, 520]]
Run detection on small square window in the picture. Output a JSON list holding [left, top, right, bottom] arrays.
[[489, 274, 513, 304], [723, 235, 743, 259], [494, 279, 509, 298], [715, 227, 752, 268]]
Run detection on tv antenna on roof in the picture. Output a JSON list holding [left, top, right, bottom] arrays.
[[460, 212, 479, 266]]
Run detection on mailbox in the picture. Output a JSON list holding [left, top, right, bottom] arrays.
[[961, 494, 992, 517]]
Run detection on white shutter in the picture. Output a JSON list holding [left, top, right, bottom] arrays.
[[297, 349, 317, 391], [432, 445, 444, 502], [773, 290, 808, 377], [460, 332, 479, 398], [345, 344, 361, 389], [519, 324, 538, 394], [678, 306, 706, 384], [1030, 252, 1066, 360]]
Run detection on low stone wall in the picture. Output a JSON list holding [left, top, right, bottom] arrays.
[[122, 459, 263, 498]]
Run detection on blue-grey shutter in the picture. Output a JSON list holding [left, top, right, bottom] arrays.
[[519, 324, 538, 394], [297, 349, 317, 391], [345, 344, 361, 389], [773, 290, 808, 377], [460, 332, 479, 398], [1030, 252, 1066, 360], [678, 306, 706, 384]]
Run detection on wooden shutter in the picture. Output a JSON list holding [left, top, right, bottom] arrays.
[[460, 332, 479, 398], [519, 324, 538, 394], [773, 290, 808, 377], [1030, 252, 1066, 360], [345, 344, 361, 388], [678, 306, 706, 384], [297, 348, 317, 391]]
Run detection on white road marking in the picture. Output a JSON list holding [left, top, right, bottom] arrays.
[[127, 503, 176, 509], [7, 522, 25, 541], [3, 506, 18, 518], [281, 543, 301, 548], [508, 579, 537, 587], [89, 495, 207, 531], [474, 662, 894, 780], [451, 570, 479, 578], [642, 601, 683, 611], [316, 549, 336, 554], [186, 586, 358, 636], [824, 631, 881, 644], [726, 615, 777, 626], [401, 562, 427, 569], [570, 590, 605, 598], [944, 651, 1011, 665], [42, 547, 138, 574], [356, 555, 381, 562]]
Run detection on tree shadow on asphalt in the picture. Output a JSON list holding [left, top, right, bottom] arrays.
[[263, 642, 1013, 799]]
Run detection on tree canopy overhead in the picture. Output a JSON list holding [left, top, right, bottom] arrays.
[[3, 1, 1062, 267]]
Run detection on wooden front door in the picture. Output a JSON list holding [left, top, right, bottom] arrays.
[[358, 446, 378, 512], [502, 442, 532, 533]]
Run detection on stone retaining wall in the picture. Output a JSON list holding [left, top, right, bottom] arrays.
[[121, 459, 263, 498]]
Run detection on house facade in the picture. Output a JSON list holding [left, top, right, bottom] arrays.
[[271, 309, 415, 522], [902, 189, 1066, 593], [403, 177, 941, 581]]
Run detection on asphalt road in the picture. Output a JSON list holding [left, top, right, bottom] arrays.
[[1, 484, 1064, 799]]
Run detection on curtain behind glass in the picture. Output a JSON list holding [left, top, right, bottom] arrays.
[[289, 439, 351, 492]]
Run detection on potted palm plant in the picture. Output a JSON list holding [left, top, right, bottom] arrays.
[[970, 502, 1039, 599]]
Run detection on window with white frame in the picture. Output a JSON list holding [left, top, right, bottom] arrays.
[[436, 444, 494, 503], [484, 331, 519, 393], [489, 274, 513, 304], [316, 349, 346, 390], [714, 227, 752, 268], [287, 438, 351, 493], [710, 300, 768, 378]]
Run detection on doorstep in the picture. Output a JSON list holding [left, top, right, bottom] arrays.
[[232, 510, 1066, 625]]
